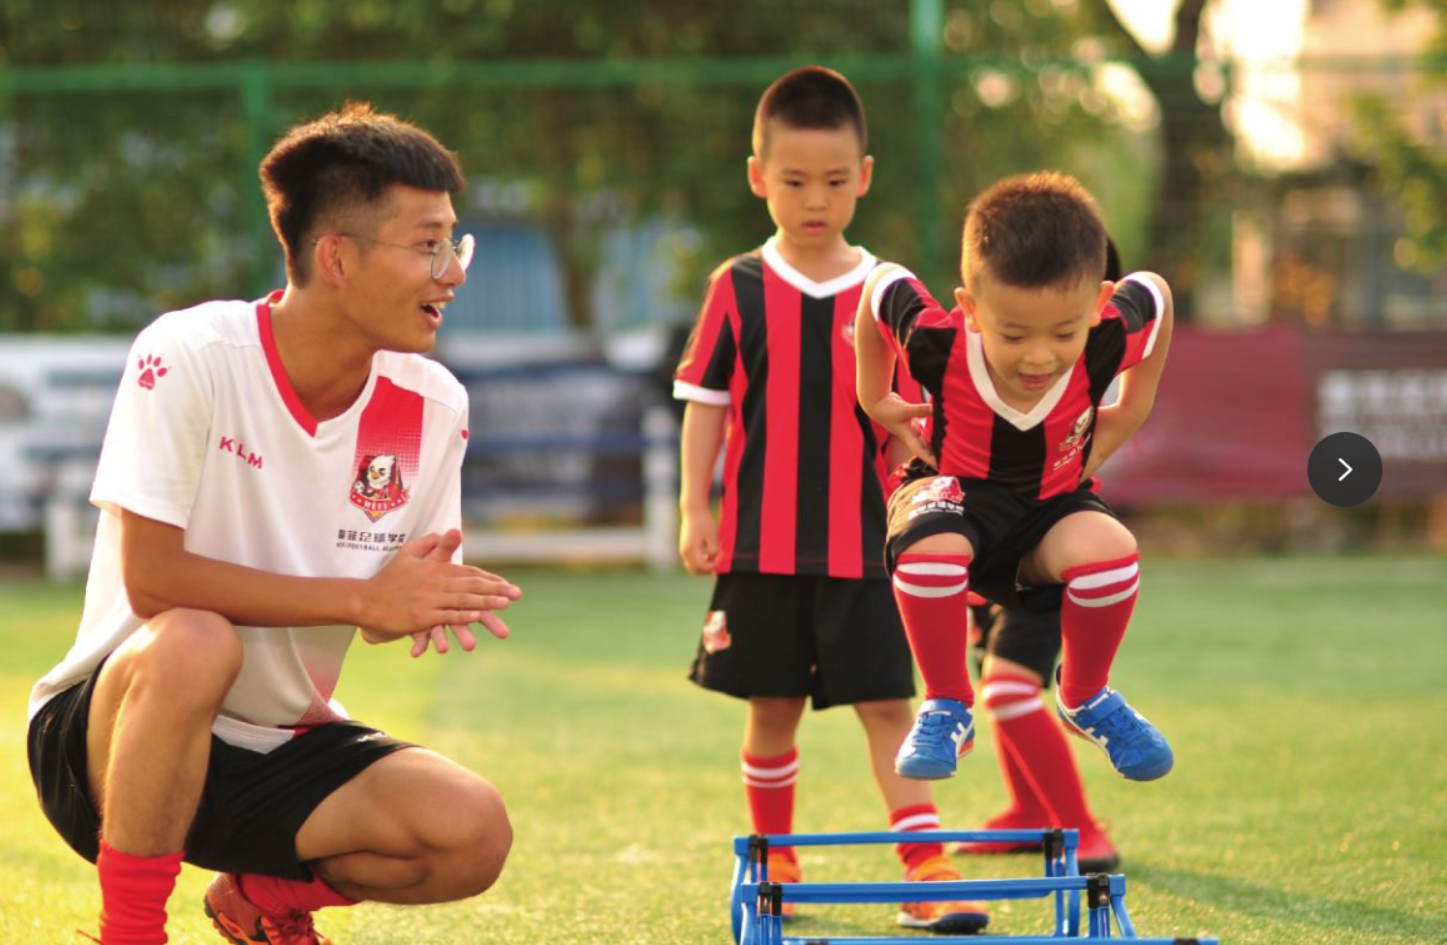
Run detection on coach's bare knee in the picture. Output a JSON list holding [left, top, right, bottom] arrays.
[[129, 609, 242, 715], [436, 780, 512, 898]]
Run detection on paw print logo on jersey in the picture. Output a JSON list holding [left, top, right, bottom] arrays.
[[702, 610, 733, 654], [137, 354, 169, 390]]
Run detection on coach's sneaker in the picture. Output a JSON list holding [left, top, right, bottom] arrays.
[[204, 873, 332, 945], [1056, 678, 1173, 781], [950, 809, 1048, 856], [765, 854, 801, 921], [895, 698, 974, 780], [897, 855, 990, 934]]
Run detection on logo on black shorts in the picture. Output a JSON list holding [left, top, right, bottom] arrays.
[[908, 476, 966, 520], [703, 610, 733, 653]]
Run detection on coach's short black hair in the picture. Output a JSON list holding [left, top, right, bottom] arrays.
[[260, 101, 465, 285], [752, 65, 867, 158], [961, 172, 1107, 292]]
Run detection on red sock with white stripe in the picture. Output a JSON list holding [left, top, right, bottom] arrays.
[[984, 672, 1095, 830], [892, 553, 975, 705], [1059, 553, 1140, 709], [890, 803, 944, 871], [742, 747, 799, 866], [238, 872, 357, 916], [97, 841, 184, 945]]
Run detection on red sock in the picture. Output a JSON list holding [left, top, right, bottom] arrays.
[[1059, 553, 1140, 708], [742, 747, 798, 865], [980, 674, 1050, 824], [984, 672, 1095, 830], [97, 841, 184, 945], [238, 873, 357, 916], [892, 553, 974, 705], [890, 803, 944, 871]]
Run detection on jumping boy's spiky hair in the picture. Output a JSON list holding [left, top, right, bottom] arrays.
[[260, 101, 464, 284], [962, 172, 1107, 291], [752, 65, 867, 159]]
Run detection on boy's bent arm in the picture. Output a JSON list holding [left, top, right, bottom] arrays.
[[1086, 273, 1175, 476], [678, 401, 726, 574], [856, 266, 936, 466], [120, 509, 519, 638]]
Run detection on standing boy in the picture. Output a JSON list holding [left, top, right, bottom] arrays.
[[856, 171, 1175, 785], [674, 66, 987, 934], [27, 103, 520, 945]]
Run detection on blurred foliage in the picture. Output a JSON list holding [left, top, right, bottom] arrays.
[[0, 0, 1181, 332], [0, 0, 1433, 333], [1349, 0, 1447, 276]]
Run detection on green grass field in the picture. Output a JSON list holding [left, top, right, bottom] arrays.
[[3, 557, 1446, 944]]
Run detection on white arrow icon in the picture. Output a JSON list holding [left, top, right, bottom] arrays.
[[1338, 458, 1353, 481]]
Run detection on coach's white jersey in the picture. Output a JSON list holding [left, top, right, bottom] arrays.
[[29, 294, 470, 752]]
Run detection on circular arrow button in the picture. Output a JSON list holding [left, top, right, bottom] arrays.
[[1307, 432, 1382, 507]]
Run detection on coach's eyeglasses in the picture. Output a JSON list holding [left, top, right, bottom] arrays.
[[330, 232, 476, 280]]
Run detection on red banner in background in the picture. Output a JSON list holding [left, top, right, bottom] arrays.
[[1100, 328, 1447, 505]]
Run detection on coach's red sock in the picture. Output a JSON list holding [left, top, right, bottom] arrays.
[[97, 841, 184, 945], [890, 803, 944, 872], [238, 872, 357, 916], [742, 747, 799, 866], [984, 672, 1095, 830], [892, 553, 974, 704], [1059, 553, 1140, 709]]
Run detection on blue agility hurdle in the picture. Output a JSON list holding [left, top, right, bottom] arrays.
[[728, 830, 1217, 945]]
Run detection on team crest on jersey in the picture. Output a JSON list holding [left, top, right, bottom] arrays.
[[350, 454, 410, 522], [347, 376, 424, 525], [702, 610, 732, 654], [1058, 407, 1095, 453]]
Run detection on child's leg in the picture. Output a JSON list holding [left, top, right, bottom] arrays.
[[892, 532, 976, 705], [741, 697, 807, 867], [855, 699, 991, 934], [1022, 512, 1138, 708], [1022, 512, 1171, 781]]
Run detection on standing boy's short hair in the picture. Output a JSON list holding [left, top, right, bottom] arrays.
[[752, 65, 868, 158], [962, 172, 1106, 291], [260, 101, 465, 285]]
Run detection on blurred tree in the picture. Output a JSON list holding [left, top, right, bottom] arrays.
[[0, 0, 1210, 331], [1348, 0, 1447, 276], [1078, 0, 1233, 321]]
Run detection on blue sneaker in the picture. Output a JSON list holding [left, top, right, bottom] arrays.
[[1057, 679, 1173, 781], [895, 698, 974, 780]]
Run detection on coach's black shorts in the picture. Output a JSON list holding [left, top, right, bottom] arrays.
[[688, 572, 915, 710], [969, 602, 1062, 684], [886, 465, 1119, 613], [28, 667, 413, 881]]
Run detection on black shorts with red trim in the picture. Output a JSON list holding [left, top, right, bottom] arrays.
[[28, 668, 412, 881], [885, 463, 1120, 613], [687, 572, 915, 710]]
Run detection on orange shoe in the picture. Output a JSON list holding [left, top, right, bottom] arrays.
[[898, 854, 990, 934], [766, 854, 801, 921], [203, 873, 333, 945]]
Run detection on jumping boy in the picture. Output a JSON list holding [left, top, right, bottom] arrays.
[[674, 66, 987, 934], [855, 171, 1175, 785], [27, 103, 520, 945]]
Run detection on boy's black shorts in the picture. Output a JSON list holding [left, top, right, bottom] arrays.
[[969, 601, 1062, 684], [28, 667, 413, 881], [885, 465, 1120, 613], [688, 572, 915, 710]]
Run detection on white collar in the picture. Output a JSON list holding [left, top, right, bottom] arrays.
[[762, 236, 877, 299], [965, 329, 1073, 431]]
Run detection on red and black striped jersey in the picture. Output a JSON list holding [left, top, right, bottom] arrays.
[[674, 237, 922, 578], [870, 270, 1165, 501]]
